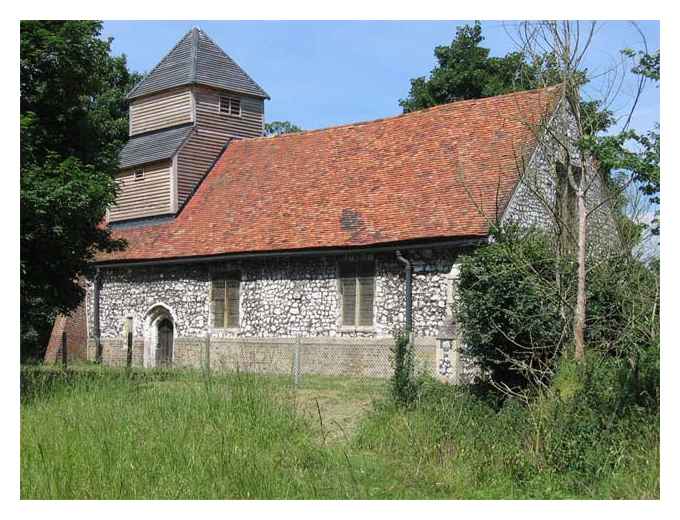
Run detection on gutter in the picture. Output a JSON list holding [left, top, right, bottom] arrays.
[[95, 236, 487, 269]]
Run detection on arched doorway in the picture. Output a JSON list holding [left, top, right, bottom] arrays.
[[142, 304, 177, 368], [157, 318, 174, 367]]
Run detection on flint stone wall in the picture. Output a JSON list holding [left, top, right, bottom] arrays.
[[502, 98, 618, 254], [88, 247, 464, 342]]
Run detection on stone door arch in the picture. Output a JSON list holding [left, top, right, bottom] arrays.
[[143, 304, 177, 368]]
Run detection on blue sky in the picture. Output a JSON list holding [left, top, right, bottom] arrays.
[[102, 20, 660, 134]]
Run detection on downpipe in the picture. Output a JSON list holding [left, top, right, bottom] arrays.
[[395, 250, 413, 337]]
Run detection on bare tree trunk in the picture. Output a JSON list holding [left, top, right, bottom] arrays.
[[512, 20, 653, 363], [564, 78, 588, 362], [574, 185, 587, 360]]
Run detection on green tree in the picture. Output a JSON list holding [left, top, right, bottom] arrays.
[[400, 22, 614, 136], [399, 22, 534, 112], [264, 120, 303, 137], [20, 21, 138, 359], [584, 50, 660, 236]]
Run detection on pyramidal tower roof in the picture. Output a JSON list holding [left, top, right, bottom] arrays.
[[126, 27, 269, 100]]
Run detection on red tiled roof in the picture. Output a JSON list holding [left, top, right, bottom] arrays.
[[99, 87, 560, 263]]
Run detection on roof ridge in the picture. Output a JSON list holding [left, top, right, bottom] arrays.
[[253, 85, 560, 143], [126, 28, 194, 100], [190, 27, 199, 84], [126, 26, 270, 101]]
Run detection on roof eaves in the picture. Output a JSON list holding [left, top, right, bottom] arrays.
[[96, 236, 489, 268]]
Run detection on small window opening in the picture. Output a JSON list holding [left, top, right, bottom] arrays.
[[219, 96, 242, 117]]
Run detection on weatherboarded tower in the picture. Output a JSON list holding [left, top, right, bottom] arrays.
[[109, 27, 269, 223]]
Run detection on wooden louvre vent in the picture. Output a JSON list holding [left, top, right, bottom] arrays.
[[212, 272, 241, 328], [219, 95, 241, 117], [339, 261, 375, 327]]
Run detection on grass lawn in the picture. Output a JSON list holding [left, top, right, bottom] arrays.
[[20, 365, 659, 499]]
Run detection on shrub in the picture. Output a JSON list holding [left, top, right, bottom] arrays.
[[457, 225, 571, 392], [586, 255, 660, 408], [389, 332, 420, 406], [457, 224, 660, 404], [536, 353, 659, 484]]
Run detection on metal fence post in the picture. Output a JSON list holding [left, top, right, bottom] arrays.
[[294, 335, 301, 386], [126, 330, 133, 369], [61, 331, 67, 369], [204, 331, 211, 374]]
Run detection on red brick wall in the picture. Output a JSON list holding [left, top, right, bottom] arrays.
[[44, 299, 88, 363]]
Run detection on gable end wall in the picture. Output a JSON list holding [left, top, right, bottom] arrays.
[[501, 99, 619, 254]]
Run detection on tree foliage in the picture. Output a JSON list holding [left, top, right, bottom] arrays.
[[20, 21, 138, 358], [264, 120, 303, 137], [399, 22, 534, 112], [582, 49, 660, 235], [456, 225, 659, 396], [400, 21, 614, 137], [456, 226, 570, 392]]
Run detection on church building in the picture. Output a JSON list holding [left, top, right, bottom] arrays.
[[46, 27, 616, 381]]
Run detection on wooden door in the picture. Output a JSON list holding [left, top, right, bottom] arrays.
[[157, 318, 174, 367]]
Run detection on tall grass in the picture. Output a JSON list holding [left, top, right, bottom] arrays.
[[20, 366, 659, 499], [21, 367, 353, 499], [354, 377, 659, 499]]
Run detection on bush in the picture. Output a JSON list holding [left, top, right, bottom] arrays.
[[587, 256, 659, 349], [389, 332, 420, 406], [457, 224, 660, 403], [457, 225, 571, 392], [536, 353, 659, 483]]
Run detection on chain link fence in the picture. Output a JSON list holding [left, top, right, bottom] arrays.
[[204, 335, 438, 385]]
